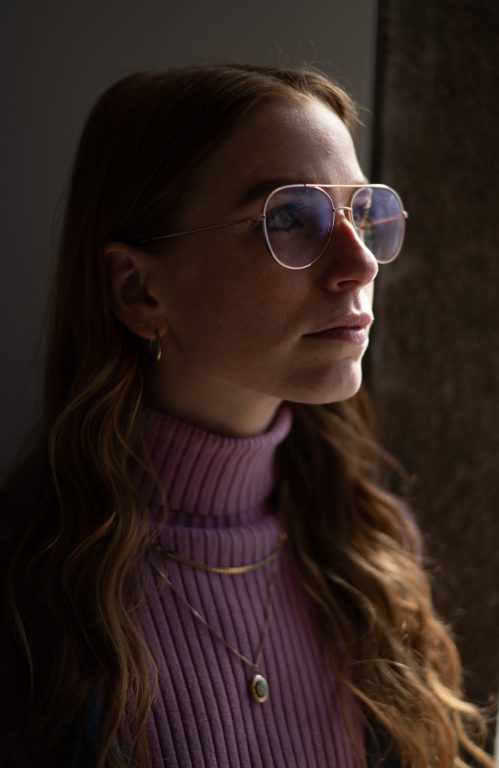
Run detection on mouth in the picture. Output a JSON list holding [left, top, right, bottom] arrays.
[[305, 312, 374, 336], [305, 312, 374, 337]]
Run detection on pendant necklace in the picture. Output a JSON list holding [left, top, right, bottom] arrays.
[[152, 531, 287, 704]]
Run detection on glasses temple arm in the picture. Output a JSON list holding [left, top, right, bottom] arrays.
[[137, 215, 265, 244]]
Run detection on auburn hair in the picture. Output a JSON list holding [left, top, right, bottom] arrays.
[[0, 63, 494, 767]]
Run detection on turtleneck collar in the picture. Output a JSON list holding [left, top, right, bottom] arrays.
[[136, 403, 293, 522]]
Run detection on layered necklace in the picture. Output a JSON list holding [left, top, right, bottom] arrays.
[[152, 530, 287, 704]]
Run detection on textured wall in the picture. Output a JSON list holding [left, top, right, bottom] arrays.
[[370, 0, 499, 734]]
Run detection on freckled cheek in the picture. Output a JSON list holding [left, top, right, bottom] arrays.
[[169, 282, 254, 347], [201, 291, 285, 359], [162, 253, 291, 350]]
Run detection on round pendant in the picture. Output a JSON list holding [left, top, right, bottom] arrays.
[[250, 673, 269, 703]]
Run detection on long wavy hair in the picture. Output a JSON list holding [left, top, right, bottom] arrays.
[[0, 63, 494, 768]]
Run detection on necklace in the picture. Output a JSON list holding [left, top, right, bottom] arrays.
[[151, 531, 286, 703], [155, 531, 287, 575]]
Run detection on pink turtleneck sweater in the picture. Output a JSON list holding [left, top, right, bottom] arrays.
[[135, 403, 363, 767]]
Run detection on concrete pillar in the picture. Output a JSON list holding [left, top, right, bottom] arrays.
[[369, 0, 499, 740]]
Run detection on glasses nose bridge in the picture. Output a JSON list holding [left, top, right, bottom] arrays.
[[331, 204, 355, 228]]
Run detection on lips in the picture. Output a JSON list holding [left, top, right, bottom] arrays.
[[305, 313, 373, 336]]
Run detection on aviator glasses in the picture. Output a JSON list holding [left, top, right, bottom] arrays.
[[137, 184, 408, 270]]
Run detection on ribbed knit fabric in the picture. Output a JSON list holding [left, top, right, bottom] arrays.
[[136, 403, 364, 768]]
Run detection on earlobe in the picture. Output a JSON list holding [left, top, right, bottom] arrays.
[[104, 242, 167, 340]]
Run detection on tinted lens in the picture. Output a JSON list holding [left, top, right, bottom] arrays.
[[263, 186, 333, 269], [351, 186, 405, 263]]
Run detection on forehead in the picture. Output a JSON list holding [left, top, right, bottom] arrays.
[[189, 97, 364, 214]]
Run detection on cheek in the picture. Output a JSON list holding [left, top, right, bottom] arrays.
[[162, 255, 285, 355], [155, 227, 312, 384]]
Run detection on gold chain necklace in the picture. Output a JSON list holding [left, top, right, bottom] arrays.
[[154, 531, 287, 575], [151, 531, 287, 703]]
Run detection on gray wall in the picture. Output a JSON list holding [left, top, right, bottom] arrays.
[[0, 0, 377, 476]]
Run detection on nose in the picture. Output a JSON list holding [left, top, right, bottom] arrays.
[[319, 208, 379, 292]]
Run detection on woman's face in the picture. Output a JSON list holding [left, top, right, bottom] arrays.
[[139, 96, 378, 435]]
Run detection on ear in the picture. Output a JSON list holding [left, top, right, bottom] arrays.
[[104, 242, 168, 340]]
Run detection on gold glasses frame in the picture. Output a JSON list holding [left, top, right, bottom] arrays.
[[136, 183, 409, 270]]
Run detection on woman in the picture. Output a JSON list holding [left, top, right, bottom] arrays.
[[1, 63, 494, 767]]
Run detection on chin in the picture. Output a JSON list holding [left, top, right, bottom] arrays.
[[283, 361, 364, 405]]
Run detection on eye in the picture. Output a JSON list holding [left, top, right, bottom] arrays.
[[266, 202, 306, 233]]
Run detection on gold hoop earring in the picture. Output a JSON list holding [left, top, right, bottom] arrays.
[[149, 330, 162, 364]]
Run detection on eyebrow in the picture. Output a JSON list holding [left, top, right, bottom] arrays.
[[236, 178, 303, 208], [235, 175, 370, 208]]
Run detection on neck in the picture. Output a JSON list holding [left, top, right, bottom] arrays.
[[144, 356, 282, 437]]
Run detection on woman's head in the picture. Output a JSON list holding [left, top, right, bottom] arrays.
[[53, 63, 380, 435]]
